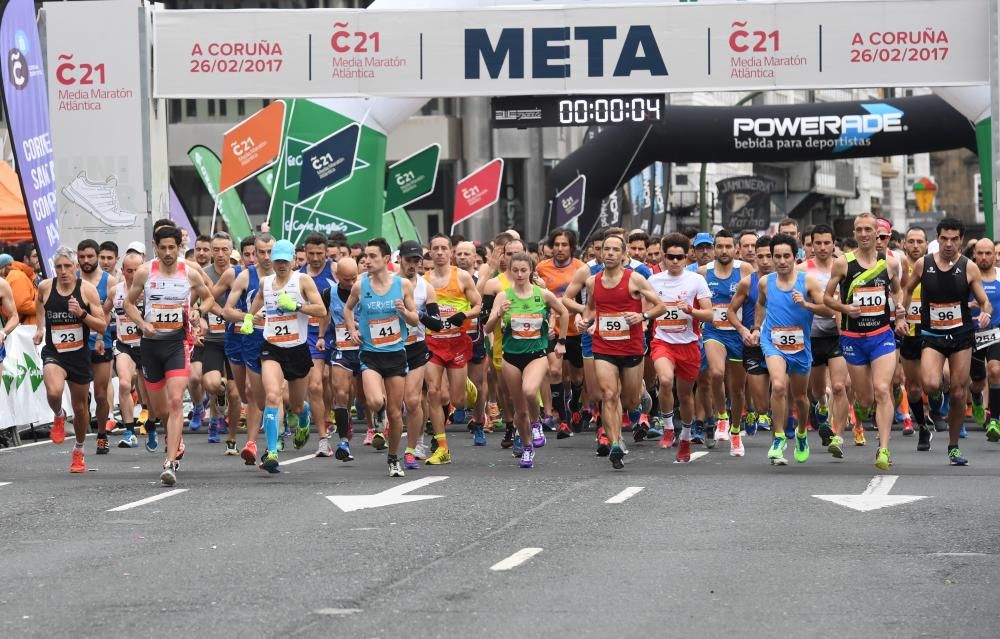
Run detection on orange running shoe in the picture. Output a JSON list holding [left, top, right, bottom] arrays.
[[659, 428, 675, 449], [51, 412, 66, 444], [70, 448, 86, 473], [241, 440, 258, 465]]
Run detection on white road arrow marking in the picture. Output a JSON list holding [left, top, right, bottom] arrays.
[[326, 476, 448, 512], [813, 475, 928, 512]]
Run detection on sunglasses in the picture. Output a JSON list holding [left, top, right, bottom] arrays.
[[665, 254, 686, 261], [878, 235, 891, 240]]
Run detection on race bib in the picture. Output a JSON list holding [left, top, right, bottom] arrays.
[[655, 302, 689, 334], [975, 326, 1000, 351], [712, 304, 735, 330], [511, 313, 543, 340], [435, 304, 461, 338], [853, 286, 886, 317], [929, 302, 962, 331], [335, 323, 359, 351], [370, 315, 402, 347], [598, 313, 630, 341], [151, 303, 184, 332], [465, 315, 479, 336], [117, 317, 141, 344], [309, 316, 321, 328], [265, 313, 300, 344], [772, 326, 805, 354], [207, 311, 226, 335], [907, 300, 921, 327], [53, 323, 84, 352]]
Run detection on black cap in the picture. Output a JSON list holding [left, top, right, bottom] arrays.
[[398, 240, 423, 259]]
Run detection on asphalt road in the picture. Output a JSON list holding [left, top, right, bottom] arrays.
[[2, 423, 999, 639]]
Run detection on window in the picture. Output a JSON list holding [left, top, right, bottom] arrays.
[[219, 100, 227, 117], [185, 99, 197, 118], [237, 99, 246, 116], [675, 174, 689, 186], [208, 99, 216, 117]]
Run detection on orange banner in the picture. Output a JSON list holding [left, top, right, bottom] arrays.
[[219, 101, 285, 193]]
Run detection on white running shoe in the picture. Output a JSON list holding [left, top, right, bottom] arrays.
[[715, 418, 730, 441], [413, 441, 431, 460], [62, 172, 137, 227]]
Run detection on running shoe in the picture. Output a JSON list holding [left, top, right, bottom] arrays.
[[51, 412, 66, 444], [691, 421, 705, 445], [96, 436, 109, 455], [388, 458, 405, 477], [660, 428, 675, 449], [959, 424, 968, 439], [531, 422, 546, 448], [513, 434, 524, 456], [363, 428, 375, 446], [715, 414, 730, 442], [674, 438, 691, 463], [118, 431, 138, 449], [948, 446, 969, 466], [403, 452, 420, 469], [316, 437, 333, 457], [794, 433, 810, 463], [472, 424, 487, 446], [973, 395, 987, 426], [189, 405, 204, 432], [145, 425, 158, 453], [609, 443, 625, 470], [632, 420, 649, 443], [543, 415, 557, 432], [901, 416, 915, 437], [519, 447, 535, 469], [784, 418, 796, 440], [70, 448, 87, 473], [875, 447, 891, 471], [175, 437, 186, 461], [729, 432, 744, 458], [705, 423, 717, 449], [293, 418, 310, 449], [425, 446, 452, 465], [106, 418, 121, 435], [260, 450, 280, 473], [828, 435, 845, 459], [487, 401, 500, 422], [768, 435, 788, 465], [647, 415, 665, 440], [756, 414, 771, 432], [208, 420, 221, 444], [241, 440, 258, 465], [818, 424, 834, 448], [371, 431, 387, 451], [595, 432, 611, 457], [853, 424, 866, 446], [743, 411, 758, 437], [917, 424, 933, 451], [570, 411, 583, 433], [557, 422, 573, 439], [225, 439, 239, 456], [815, 404, 830, 425], [335, 441, 354, 462], [160, 460, 178, 486], [277, 435, 285, 452], [413, 441, 431, 460], [501, 424, 515, 449], [452, 407, 468, 425], [986, 419, 1000, 442]]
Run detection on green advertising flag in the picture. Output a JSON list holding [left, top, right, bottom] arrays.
[[257, 167, 275, 196], [187, 145, 255, 242], [384, 143, 440, 213], [381, 207, 421, 249], [267, 99, 385, 245]]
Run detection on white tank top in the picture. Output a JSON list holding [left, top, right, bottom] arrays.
[[262, 272, 310, 347], [113, 281, 142, 346], [405, 276, 428, 345], [143, 259, 190, 341]]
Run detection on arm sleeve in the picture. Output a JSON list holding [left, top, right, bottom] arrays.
[[321, 287, 331, 309], [479, 294, 495, 325], [420, 302, 445, 332]]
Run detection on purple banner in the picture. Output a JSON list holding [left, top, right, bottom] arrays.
[[0, 0, 58, 278], [169, 184, 198, 247], [553, 174, 586, 229]]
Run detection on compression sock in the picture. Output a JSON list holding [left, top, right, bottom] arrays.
[[570, 383, 583, 413], [334, 406, 350, 440], [550, 384, 567, 421], [910, 395, 925, 426], [263, 406, 280, 452], [434, 432, 448, 450]]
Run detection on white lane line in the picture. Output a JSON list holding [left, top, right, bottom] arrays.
[[281, 453, 319, 466], [107, 489, 188, 512], [7, 433, 95, 451], [0, 482, 10, 488], [605, 487, 644, 504], [490, 547, 543, 572], [690, 451, 709, 462]]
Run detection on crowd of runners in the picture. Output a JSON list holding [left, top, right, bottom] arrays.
[[19, 212, 1000, 485]]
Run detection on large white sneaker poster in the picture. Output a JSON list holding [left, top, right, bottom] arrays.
[[44, 0, 145, 247]]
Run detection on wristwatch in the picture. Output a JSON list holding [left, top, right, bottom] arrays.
[[642, 312, 649, 321]]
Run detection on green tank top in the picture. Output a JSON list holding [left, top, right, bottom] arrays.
[[502, 284, 548, 354]]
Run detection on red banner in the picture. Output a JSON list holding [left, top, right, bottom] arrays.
[[220, 101, 285, 193], [453, 158, 504, 230]]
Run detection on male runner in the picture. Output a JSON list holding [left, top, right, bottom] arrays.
[[106, 252, 145, 448], [200, 231, 240, 444], [824, 212, 903, 470], [900, 217, 992, 466], [126, 225, 219, 486], [899, 227, 933, 449], [192, 235, 211, 268], [729, 235, 774, 436], [318, 257, 363, 461], [77, 239, 117, 455], [738, 230, 759, 267], [344, 238, 420, 477], [971, 238, 1000, 442], [455, 240, 488, 442], [36, 246, 106, 472], [299, 232, 335, 453], [98, 241, 119, 278]]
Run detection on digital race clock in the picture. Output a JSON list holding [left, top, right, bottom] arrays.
[[491, 94, 665, 128]]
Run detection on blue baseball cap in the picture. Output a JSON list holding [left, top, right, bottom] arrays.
[[272, 239, 295, 263], [693, 232, 714, 247]]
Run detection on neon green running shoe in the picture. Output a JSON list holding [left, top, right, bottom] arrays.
[[291, 414, 309, 449], [768, 434, 787, 465], [794, 432, 810, 463], [972, 395, 987, 426], [828, 435, 844, 459], [986, 419, 1000, 443], [854, 402, 871, 423], [875, 447, 891, 471]]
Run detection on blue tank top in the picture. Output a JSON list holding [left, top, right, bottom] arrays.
[[742, 272, 759, 330], [704, 263, 742, 334], [973, 276, 1000, 328], [358, 274, 407, 353], [301, 261, 335, 334], [226, 265, 242, 335], [762, 271, 813, 360], [243, 266, 263, 335], [88, 271, 113, 349]]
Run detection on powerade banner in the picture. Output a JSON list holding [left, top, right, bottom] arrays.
[[152, 1, 988, 98], [0, 0, 59, 277], [267, 99, 384, 245], [717, 176, 774, 232], [187, 145, 254, 242], [651, 163, 666, 236]]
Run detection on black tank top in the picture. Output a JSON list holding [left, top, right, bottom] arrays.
[[920, 254, 972, 337], [44, 279, 90, 356], [840, 251, 892, 333]]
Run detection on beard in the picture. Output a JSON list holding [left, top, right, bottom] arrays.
[[79, 262, 96, 274]]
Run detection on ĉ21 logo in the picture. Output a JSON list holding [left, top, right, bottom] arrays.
[[728, 21, 780, 53], [55, 54, 106, 86], [330, 23, 381, 53]]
